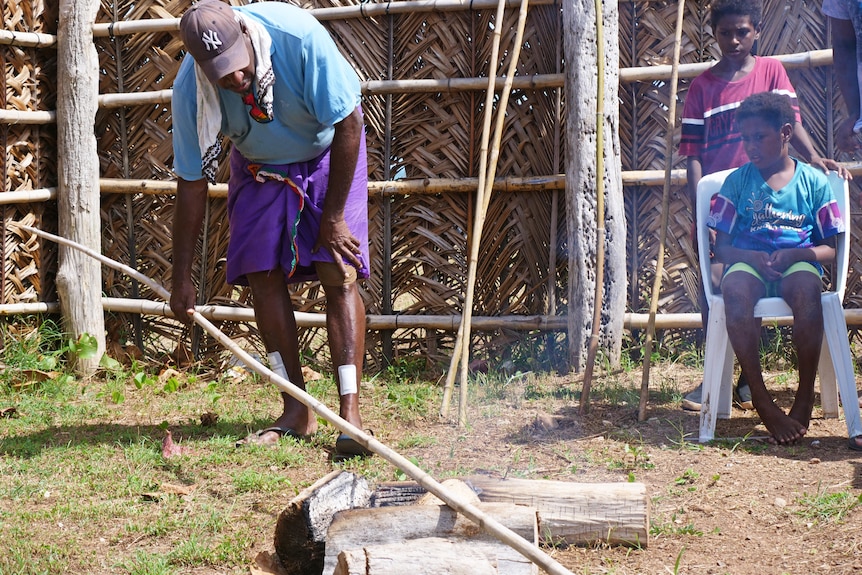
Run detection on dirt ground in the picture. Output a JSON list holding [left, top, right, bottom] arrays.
[[336, 365, 862, 575], [7, 357, 860, 575]]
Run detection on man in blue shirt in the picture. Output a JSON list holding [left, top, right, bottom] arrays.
[[170, 0, 371, 456]]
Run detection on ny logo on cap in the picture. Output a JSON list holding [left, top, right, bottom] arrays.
[[201, 30, 222, 52]]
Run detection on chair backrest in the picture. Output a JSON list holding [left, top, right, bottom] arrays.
[[696, 167, 850, 302]]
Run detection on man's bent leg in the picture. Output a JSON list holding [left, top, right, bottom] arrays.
[[317, 262, 366, 430], [246, 270, 317, 439]]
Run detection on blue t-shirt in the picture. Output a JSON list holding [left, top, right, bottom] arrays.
[[708, 161, 844, 253], [172, 2, 362, 181]]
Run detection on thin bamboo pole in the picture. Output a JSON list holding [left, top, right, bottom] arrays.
[[0, 110, 56, 124], [89, 0, 558, 38], [0, 297, 845, 329], [545, 7, 563, 369], [9, 161, 862, 206], [0, 49, 838, 127], [0, 189, 57, 204], [382, 12, 395, 363], [579, 0, 606, 415], [439, 0, 509, 419], [456, 0, 530, 425], [19, 223, 576, 575], [637, 0, 686, 422], [0, 30, 56, 47]]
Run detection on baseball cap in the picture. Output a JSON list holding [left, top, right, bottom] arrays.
[[180, 0, 251, 84]]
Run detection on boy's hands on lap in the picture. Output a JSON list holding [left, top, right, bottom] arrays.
[[749, 251, 782, 281], [765, 249, 797, 275]]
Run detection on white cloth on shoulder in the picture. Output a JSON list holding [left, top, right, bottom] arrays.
[[195, 12, 274, 184]]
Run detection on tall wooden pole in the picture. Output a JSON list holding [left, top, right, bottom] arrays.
[[579, 0, 607, 414], [564, 0, 624, 373], [56, 0, 105, 374]]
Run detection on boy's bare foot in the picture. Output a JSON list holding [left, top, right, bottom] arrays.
[[759, 406, 807, 445], [787, 401, 814, 431]]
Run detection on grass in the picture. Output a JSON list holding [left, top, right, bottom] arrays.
[[794, 487, 862, 524], [0, 320, 465, 574], [8, 318, 852, 574], [0, 339, 384, 574]]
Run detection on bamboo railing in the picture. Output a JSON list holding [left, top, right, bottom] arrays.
[[2, 0, 858, 373]]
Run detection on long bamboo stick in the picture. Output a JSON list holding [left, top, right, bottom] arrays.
[[2, 46, 836, 126], [456, 0, 531, 425], [0, 109, 57, 124], [17, 223, 576, 575], [8, 162, 862, 207], [0, 30, 56, 47], [89, 0, 558, 38], [637, 0, 686, 422], [439, 0, 510, 420], [0, 189, 57, 204], [580, 0, 606, 415], [1, 297, 845, 329]]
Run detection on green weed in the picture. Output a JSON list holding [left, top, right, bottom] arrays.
[[649, 513, 704, 537], [795, 487, 862, 523]]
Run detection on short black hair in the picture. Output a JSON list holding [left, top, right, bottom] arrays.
[[709, 0, 763, 31], [735, 92, 795, 131]]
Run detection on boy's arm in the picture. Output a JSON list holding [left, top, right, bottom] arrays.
[[790, 123, 851, 179], [767, 237, 837, 274], [686, 156, 703, 211]]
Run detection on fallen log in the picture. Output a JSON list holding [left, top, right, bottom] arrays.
[[274, 470, 372, 575], [368, 481, 427, 507], [366, 476, 649, 547], [333, 537, 499, 575], [466, 475, 649, 547], [324, 502, 539, 575], [416, 478, 481, 506]]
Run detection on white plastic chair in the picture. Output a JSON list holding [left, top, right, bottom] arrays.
[[696, 168, 862, 443]]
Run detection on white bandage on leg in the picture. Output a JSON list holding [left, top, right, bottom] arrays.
[[338, 364, 358, 395], [268, 351, 290, 382]]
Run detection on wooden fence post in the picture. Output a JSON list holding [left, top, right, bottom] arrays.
[[57, 0, 105, 374]]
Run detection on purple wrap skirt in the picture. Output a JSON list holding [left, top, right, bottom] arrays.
[[225, 133, 369, 286]]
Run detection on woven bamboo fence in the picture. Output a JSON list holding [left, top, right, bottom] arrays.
[[1, 0, 860, 375]]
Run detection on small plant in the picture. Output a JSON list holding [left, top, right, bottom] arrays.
[[665, 419, 703, 451], [672, 547, 685, 575], [795, 487, 862, 524], [674, 468, 699, 491], [623, 442, 654, 470], [394, 456, 421, 481], [649, 513, 704, 537], [384, 356, 427, 383], [384, 380, 436, 420], [0, 318, 89, 388]]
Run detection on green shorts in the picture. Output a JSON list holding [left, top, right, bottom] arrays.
[[722, 261, 821, 298]]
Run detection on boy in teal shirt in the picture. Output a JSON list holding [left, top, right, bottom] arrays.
[[709, 92, 859, 448]]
